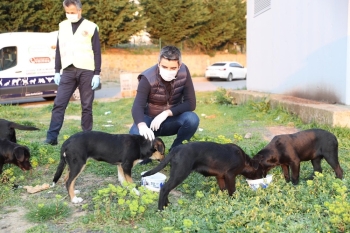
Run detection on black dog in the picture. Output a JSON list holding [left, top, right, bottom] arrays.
[[253, 129, 343, 185], [0, 119, 39, 143], [52, 131, 165, 203], [0, 138, 32, 175], [142, 141, 263, 210]]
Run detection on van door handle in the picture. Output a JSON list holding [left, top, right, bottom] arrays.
[[15, 71, 22, 73]]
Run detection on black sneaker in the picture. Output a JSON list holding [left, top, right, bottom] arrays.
[[43, 138, 58, 145], [139, 158, 152, 165]]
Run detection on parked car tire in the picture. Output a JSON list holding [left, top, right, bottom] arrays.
[[227, 73, 233, 82], [43, 96, 55, 101]]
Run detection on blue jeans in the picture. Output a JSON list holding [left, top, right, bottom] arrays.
[[129, 111, 200, 150]]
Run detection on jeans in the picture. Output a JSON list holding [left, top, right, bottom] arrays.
[[129, 111, 200, 150], [46, 66, 94, 140]]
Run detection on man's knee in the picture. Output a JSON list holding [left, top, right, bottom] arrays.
[[183, 112, 200, 127], [129, 124, 140, 135]]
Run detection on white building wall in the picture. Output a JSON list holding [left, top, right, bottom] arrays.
[[247, 0, 350, 104]]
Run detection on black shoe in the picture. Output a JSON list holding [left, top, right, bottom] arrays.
[[139, 158, 152, 165], [43, 138, 58, 145]]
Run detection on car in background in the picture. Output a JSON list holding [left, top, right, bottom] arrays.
[[205, 61, 247, 81]]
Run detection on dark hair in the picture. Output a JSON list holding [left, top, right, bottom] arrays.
[[158, 46, 182, 65], [63, 0, 82, 9]]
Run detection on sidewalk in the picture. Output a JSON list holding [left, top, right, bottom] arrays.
[[229, 90, 350, 128]]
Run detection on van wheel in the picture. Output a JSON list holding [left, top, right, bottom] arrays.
[[70, 88, 80, 101], [43, 96, 55, 101]]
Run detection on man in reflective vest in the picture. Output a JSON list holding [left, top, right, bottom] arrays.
[[44, 0, 101, 145]]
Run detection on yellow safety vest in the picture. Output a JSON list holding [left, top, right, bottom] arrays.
[[58, 19, 98, 71]]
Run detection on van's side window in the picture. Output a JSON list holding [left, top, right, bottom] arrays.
[[0, 46, 17, 71]]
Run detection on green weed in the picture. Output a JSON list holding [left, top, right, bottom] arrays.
[[25, 195, 71, 222], [0, 89, 349, 232]]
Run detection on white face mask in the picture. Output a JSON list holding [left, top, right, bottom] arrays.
[[66, 13, 79, 23], [159, 67, 178, 81]]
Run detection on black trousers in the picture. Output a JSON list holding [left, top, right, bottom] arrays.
[[46, 66, 94, 140]]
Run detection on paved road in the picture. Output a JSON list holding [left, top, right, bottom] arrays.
[[0, 78, 246, 106]]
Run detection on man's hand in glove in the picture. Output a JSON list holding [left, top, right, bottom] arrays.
[[150, 111, 172, 131], [91, 75, 100, 90], [138, 122, 155, 141]]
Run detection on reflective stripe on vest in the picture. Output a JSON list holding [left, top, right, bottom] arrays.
[[59, 19, 97, 71]]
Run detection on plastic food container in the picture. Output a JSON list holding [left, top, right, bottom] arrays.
[[246, 174, 273, 191], [141, 172, 166, 192]]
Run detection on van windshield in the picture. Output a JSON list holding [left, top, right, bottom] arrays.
[[0, 46, 17, 71]]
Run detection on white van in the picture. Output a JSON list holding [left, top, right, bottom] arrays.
[[0, 31, 97, 102], [0, 31, 60, 101]]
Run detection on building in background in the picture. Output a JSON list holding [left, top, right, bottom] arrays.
[[247, 0, 350, 104]]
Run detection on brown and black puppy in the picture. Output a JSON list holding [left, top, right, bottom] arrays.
[[52, 131, 166, 204], [253, 129, 343, 185], [0, 138, 32, 175], [142, 141, 263, 210], [0, 119, 39, 143]]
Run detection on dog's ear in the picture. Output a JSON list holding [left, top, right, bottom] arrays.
[[254, 154, 263, 162], [153, 138, 165, 154], [13, 146, 26, 162]]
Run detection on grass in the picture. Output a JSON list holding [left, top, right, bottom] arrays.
[[0, 89, 350, 232]]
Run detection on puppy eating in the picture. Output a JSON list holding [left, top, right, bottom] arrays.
[[0, 138, 32, 175], [142, 141, 262, 210], [253, 128, 343, 185], [52, 131, 165, 203]]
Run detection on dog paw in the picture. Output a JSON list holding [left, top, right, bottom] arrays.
[[132, 187, 140, 196], [50, 182, 56, 188], [74, 190, 80, 194], [72, 196, 83, 203]]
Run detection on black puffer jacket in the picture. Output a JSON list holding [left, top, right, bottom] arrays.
[[131, 63, 196, 124]]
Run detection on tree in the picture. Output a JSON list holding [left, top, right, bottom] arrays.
[[0, 0, 39, 33], [0, 0, 147, 49], [140, 0, 209, 45], [227, 0, 246, 52], [0, 0, 65, 33], [189, 0, 246, 54], [83, 0, 148, 48], [32, 0, 65, 32]]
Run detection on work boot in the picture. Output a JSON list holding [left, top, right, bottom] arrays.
[[43, 138, 58, 146]]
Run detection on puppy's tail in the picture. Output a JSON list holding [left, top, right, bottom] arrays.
[[142, 151, 174, 177], [52, 152, 67, 184], [9, 122, 39, 131]]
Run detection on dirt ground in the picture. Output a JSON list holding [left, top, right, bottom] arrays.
[[0, 126, 300, 233]]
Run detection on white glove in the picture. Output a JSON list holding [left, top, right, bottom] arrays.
[[91, 75, 100, 90], [150, 111, 169, 131], [54, 73, 60, 85], [138, 123, 155, 141]]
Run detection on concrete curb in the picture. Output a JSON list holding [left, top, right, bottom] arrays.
[[229, 90, 350, 128]]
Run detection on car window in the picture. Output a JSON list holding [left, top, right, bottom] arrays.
[[0, 46, 17, 71], [212, 63, 226, 66], [230, 63, 243, 68]]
